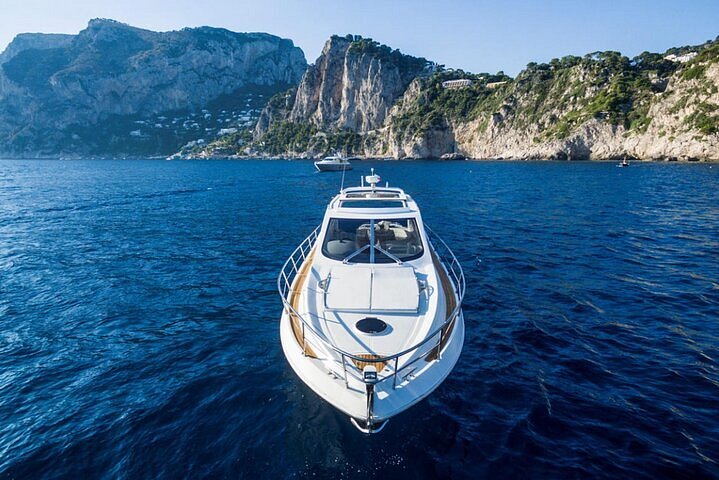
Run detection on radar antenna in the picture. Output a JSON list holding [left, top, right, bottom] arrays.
[[365, 168, 382, 191]]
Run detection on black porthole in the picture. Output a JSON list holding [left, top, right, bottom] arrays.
[[356, 317, 387, 334]]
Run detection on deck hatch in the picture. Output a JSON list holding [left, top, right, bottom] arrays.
[[355, 317, 388, 334]]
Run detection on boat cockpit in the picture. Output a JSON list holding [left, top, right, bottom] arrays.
[[320, 182, 425, 265], [322, 218, 424, 264]]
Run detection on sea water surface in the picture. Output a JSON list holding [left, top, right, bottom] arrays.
[[1, 159, 718, 479]]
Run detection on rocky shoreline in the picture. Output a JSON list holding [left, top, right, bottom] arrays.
[[236, 36, 719, 162], [167, 152, 718, 162], [1, 22, 717, 160]]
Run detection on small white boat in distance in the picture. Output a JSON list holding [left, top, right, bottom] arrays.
[[618, 157, 630, 167], [278, 170, 465, 433], [314, 153, 352, 172]]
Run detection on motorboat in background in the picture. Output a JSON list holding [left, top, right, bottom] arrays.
[[314, 153, 352, 172], [278, 170, 465, 433]]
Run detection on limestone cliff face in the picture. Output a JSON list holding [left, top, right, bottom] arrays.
[[255, 35, 432, 138], [632, 63, 719, 159], [0, 19, 307, 156], [376, 78, 458, 158], [376, 49, 719, 160], [254, 88, 296, 137], [192, 35, 719, 161], [446, 67, 719, 160], [0, 33, 74, 65]]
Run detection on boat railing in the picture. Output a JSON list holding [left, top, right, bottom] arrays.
[[277, 224, 465, 390]]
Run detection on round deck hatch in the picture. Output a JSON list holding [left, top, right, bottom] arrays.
[[356, 317, 387, 334]]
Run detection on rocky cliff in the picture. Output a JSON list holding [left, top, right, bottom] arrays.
[[0, 19, 307, 156], [381, 47, 719, 160], [253, 35, 434, 140], [288, 35, 432, 133], [234, 36, 719, 161], [4, 22, 717, 160]]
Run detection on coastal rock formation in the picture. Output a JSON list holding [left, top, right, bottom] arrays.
[[0, 33, 74, 65], [290, 35, 431, 132], [380, 50, 719, 160], [2, 21, 717, 160], [0, 19, 307, 156], [254, 35, 434, 139], [243, 36, 719, 161]]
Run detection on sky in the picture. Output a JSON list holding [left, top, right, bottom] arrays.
[[0, 0, 718, 75]]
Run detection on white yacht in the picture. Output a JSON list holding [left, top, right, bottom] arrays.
[[314, 153, 352, 172], [278, 170, 465, 433]]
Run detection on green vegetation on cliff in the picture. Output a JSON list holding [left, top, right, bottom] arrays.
[[0, 19, 307, 156], [345, 35, 434, 77], [522, 51, 669, 137], [388, 49, 688, 142], [685, 102, 719, 135], [259, 121, 318, 155], [389, 70, 512, 139], [253, 121, 366, 156], [206, 35, 719, 159]]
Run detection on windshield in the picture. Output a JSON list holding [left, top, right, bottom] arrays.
[[322, 218, 424, 263], [339, 200, 406, 208]]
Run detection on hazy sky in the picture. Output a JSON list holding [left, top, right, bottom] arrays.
[[1, 0, 718, 75]]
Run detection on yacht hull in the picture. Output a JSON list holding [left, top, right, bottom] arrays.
[[280, 307, 464, 425], [314, 162, 352, 172], [277, 177, 466, 433]]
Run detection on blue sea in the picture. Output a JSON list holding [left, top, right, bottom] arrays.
[[1, 159, 718, 479]]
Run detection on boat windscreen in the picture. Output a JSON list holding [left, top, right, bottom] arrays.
[[322, 218, 423, 263], [345, 192, 400, 199], [339, 200, 405, 208]]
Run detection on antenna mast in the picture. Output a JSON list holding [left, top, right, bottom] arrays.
[[340, 162, 347, 192]]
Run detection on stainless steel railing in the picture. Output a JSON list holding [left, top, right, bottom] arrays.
[[277, 224, 465, 390]]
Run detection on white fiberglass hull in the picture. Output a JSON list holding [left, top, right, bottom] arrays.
[[277, 177, 466, 433], [314, 161, 352, 172], [280, 308, 464, 424]]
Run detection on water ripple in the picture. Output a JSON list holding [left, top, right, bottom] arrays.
[[0, 159, 718, 478]]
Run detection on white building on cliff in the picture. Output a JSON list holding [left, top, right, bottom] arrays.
[[442, 79, 473, 89], [664, 52, 698, 63]]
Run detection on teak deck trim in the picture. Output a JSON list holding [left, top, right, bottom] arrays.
[[426, 248, 458, 361], [351, 353, 387, 372], [289, 245, 457, 368], [289, 247, 318, 358]]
